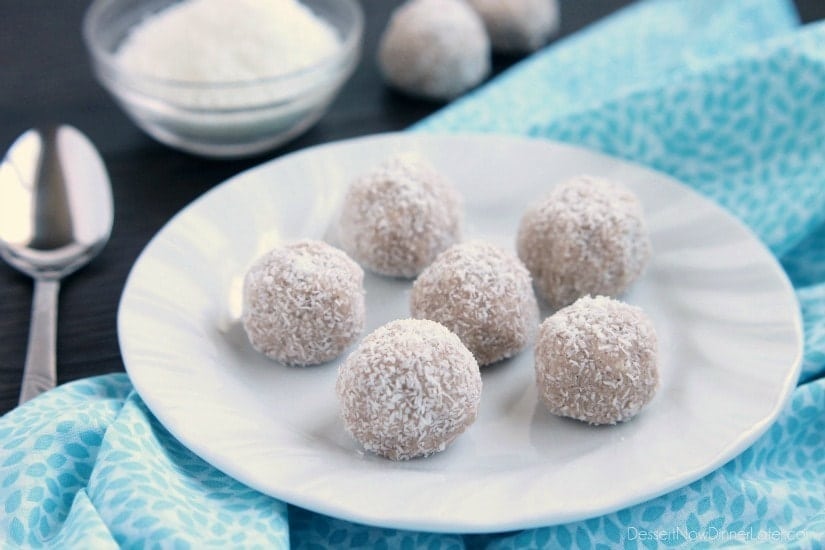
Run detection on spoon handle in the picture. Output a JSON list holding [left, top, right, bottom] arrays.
[[18, 279, 60, 405]]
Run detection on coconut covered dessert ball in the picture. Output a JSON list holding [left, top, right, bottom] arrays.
[[242, 240, 365, 366], [535, 295, 659, 425], [516, 175, 651, 309], [336, 319, 482, 460], [467, 0, 560, 53], [410, 241, 539, 366], [337, 154, 462, 278], [378, 0, 491, 100]]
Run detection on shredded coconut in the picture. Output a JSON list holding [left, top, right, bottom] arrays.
[[378, 0, 490, 100], [336, 319, 481, 460], [535, 295, 659, 425], [241, 239, 364, 366], [337, 154, 463, 278], [467, 0, 560, 53], [516, 175, 651, 310], [410, 241, 539, 366], [116, 0, 340, 83]]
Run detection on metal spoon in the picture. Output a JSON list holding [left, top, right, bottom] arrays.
[[0, 125, 113, 405]]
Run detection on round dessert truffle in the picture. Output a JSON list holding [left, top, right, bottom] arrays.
[[516, 175, 651, 309], [242, 240, 364, 366], [535, 295, 658, 425], [467, 0, 560, 53], [410, 241, 539, 365], [336, 319, 481, 460], [378, 0, 491, 100], [337, 154, 462, 278]]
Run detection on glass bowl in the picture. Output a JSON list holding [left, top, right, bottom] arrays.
[[83, 0, 363, 158]]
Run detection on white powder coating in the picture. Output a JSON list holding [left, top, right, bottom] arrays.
[[467, 0, 560, 53], [516, 175, 651, 310], [336, 319, 482, 460], [337, 154, 462, 278], [535, 295, 659, 425], [115, 0, 340, 82], [242, 240, 364, 366], [378, 0, 491, 100], [410, 241, 539, 366]]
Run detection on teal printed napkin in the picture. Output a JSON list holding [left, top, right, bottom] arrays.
[[3, 0, 824, 547]]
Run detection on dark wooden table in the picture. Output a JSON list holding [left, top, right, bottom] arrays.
[[2, 1, 823, 415]]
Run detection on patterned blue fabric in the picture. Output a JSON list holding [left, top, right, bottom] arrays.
[[417, 0, 799, 136], [3, 0, 825, 547], [0, 376, 289, 549]]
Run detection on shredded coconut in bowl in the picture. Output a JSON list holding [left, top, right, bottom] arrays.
[[336, 319, 482, 460], [410, 241, 539, 366], [116, 0, 341, 84], [242, 239, 365, 366], [535, 295, 659, 425]]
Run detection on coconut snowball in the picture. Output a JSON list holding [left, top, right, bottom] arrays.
[[242, 240, 365, 366], [467, 0, 560, 53], [336, 319, 482, 460], [516, 175, 651, 310], [378, 0, 491, 100], [535, 295, 659, 425], [337, 154, 462, 278], [410, 241, 539, 366]]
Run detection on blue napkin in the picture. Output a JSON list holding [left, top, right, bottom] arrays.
[[3, 0, 824, 547]]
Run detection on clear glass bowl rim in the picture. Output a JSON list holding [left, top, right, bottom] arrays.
[[82, 0, 365, 92]]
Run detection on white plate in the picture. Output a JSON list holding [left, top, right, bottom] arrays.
[[119, 133, 803, 533]]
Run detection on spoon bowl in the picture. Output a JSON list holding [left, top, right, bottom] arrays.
[[0, 125, 113, 403]]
